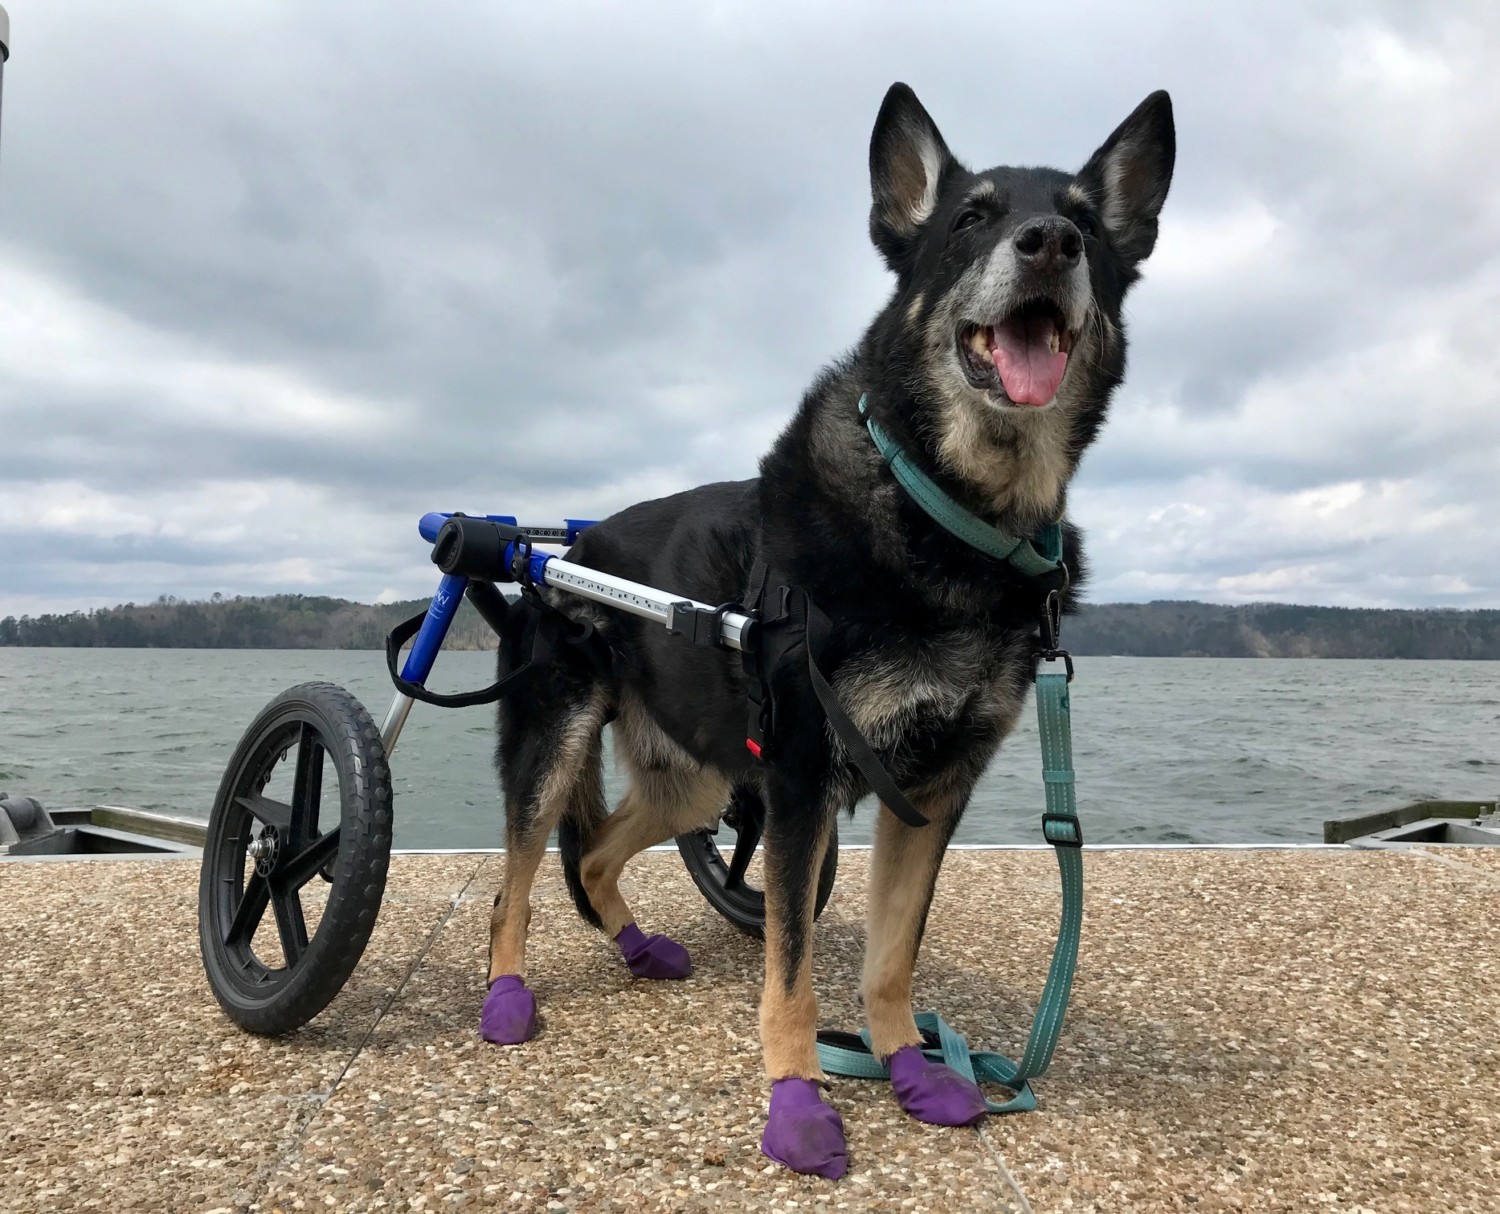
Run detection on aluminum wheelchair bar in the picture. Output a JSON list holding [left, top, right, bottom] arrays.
[[380, 692, 415, 754], [382, 560, 748, 756], [537, 556, 753, 652], [418, 512, 752, 651]]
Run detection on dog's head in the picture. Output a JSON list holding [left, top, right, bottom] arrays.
[[864, 84, 1173, 515]]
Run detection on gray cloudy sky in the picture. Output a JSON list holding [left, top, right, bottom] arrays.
[[2, 0, 1498, 617]]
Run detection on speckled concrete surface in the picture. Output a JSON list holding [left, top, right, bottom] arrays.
[[974, 850, 1499, 1213], [1, 848, 1496, 1213], [1409, 845, 1500, 881], [254, 864, 1022, 1213], [0, 855, 486, 1212]]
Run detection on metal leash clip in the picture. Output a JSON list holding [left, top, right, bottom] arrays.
[[1038, 587, 1074, 682]]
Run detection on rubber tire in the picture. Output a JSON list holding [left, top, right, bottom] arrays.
[[676, 818, 838, 938], [198, 682, 393, 1036]]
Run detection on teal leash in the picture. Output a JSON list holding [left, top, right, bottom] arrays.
[[817, 394, 1083, 1112], [815, 662, 1082, 1112]]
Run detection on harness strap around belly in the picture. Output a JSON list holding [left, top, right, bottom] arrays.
[[743, 561, 929, 829], [816, 659, 1082, 1113], [800, 593, 930, 828]]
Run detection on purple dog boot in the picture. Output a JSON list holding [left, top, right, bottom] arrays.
[[761, 1078, 848, 1179], [478, 975, 538, 1046], [887, 1045, 988, 1126], [615, 922, 692, 980]]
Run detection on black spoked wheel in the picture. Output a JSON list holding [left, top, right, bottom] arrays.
[[675, 784, 838, 938], [198, 682, 393, 1036]]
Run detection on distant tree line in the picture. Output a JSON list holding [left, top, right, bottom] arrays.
[[3, 595, 1500, 658], [0, 593, 507, 651], [1063, 601, 1500, 659]]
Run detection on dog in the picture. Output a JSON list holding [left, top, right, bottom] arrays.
[[478, 82, 1174, 1179]]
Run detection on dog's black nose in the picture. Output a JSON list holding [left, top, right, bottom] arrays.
[[1012, 217, 1083, 270]]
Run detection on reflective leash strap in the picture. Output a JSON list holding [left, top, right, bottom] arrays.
[[815, 663, 1083, 1114]]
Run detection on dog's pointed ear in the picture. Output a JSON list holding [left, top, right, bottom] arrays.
[[1077, 90, 1175, 265], [869, 83, 954, 269]]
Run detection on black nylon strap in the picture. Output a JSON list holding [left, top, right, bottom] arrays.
[[798, 591, 930, 829], [743, 559, 929, 828], [384, 605, 555, 709]]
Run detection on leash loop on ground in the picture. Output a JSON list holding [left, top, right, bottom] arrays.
[[816, 654, 1084, 1113]]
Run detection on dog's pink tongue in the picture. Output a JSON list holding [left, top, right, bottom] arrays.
[[990, 317, 1067, 406]]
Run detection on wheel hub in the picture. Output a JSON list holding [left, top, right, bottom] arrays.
[[249, 825, 280, 877]]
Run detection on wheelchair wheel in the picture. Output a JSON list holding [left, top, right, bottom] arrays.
[[675, 784, 838, 938], [198, 682, 393, 1036]]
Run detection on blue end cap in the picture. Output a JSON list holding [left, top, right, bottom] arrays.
[[564, 519, 598, 543], [528, 550, 553, 583], [418, 512, 450, 543], [486, 514, 518, 526]]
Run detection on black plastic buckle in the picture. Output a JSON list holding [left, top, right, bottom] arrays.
[[1042, 812, 1083, 848], [744, 678, 770, 760], [667, 600, 743, 649]]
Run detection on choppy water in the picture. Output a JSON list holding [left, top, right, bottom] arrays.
[[2, 649, 1497, 849]]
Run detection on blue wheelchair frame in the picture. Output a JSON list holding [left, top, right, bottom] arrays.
[[379, 513, 756, 758]]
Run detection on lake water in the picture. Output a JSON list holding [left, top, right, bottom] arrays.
[[2, 649, 1497, 849]]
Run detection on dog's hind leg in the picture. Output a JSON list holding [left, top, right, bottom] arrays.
[[576, 765, 729, 979], [757, 772, 845, 1179], [863, 797, 986, 1127], [480, 690, 607, 1046]]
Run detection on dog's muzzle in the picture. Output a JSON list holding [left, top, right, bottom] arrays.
[[956, 216, 1089, 407]]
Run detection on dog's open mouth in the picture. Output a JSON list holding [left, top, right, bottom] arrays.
[[958, 300, 1075, 407]]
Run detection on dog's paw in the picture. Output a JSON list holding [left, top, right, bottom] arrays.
[[888, 1045, 988, 1126], [478, 975, 538, 1046], [615, 923, 692, 980], [760, 1078, 848, 1180]]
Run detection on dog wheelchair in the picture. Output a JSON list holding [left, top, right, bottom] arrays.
[[197, 503, 1083, 1130], [197, 511, 839, 1036]]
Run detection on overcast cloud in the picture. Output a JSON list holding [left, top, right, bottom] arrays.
[[1, 0, 1498, 616]]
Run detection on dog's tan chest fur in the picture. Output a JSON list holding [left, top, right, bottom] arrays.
[[933, 405, 1071, 523], [832, 629, 1023, 752]]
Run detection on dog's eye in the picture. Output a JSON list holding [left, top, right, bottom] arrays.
[[952, 209, 984, 233], [1074, 214, 1098, 239]]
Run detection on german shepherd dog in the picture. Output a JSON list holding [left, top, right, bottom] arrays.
[[480, 83, 1174, 1178]]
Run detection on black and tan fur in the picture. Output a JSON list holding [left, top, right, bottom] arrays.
[[488, 84, 1174, 1082]]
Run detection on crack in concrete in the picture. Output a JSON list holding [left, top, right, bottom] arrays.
[[976, 1124, 1037, 1213], [242, 855, 491, 1212], [1407, 846, 1500, 886]]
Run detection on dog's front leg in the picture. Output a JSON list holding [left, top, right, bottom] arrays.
[[864, 799, 987, 1126], [758, 769, 845, 1179], [863, 798, 951, 1056]]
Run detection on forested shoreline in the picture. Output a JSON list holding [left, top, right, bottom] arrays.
[[4, 594, 1500, 658], [0, 594, 502, 651]]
